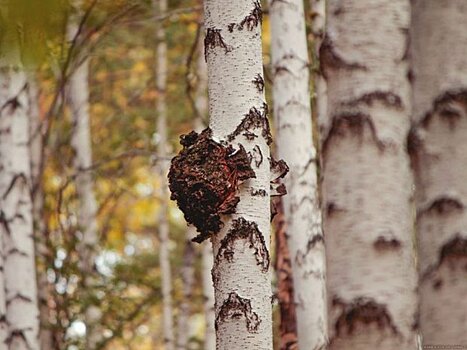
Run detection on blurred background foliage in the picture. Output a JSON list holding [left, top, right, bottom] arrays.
[[0, 0, 316, 348]]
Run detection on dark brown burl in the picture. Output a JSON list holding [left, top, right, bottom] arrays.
[[168, 128, 255, 243]]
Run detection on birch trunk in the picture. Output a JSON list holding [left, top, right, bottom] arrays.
[[28, 77, 54, 350], [269, 0, 327, 348], [154, 0, 175, 349], [310, 0, 327, 133], [320, 1, 418, 349], [195, 31, 216, 350], [67, 14, 101, 348], [176, 230, 195, 350], [204, 0, 272, 348], [0, 49, 40, 350], [410, 0, 467, 345]]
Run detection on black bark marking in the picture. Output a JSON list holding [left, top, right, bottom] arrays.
[[439, 235, 467, 267], [252, 74, 264, 92], [417, 196, 464, 219], [322, 112, 385, 158], [252, 145, 263, 167], [168, 129, 255, 243], [2, 173, 28, 200], [325, 202, 343, 217], [204, 28, 231, 60], [342, 91, 403, 110], [399, 27, 410, 62], [251, 188, 267, 197], [432, 278, 443, 290], [239, 1, 262, 31], [407, 126, 422, 172], [295, 235, 324, 266], [319, 35, 367, 79], [374, 236, 402, 251], [332, 296, 400, 337], [228, 104, 272, 145], [6, 293, 33, 305], [215, 217, 270, 273], [6, 329, 30, 348], [270, 157, 289, 197], [419, 89, 467, 130], [215, 292, 261, 332]]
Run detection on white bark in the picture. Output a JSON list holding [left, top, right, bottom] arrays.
[[410, 0, 467, 345], [204, 0, 272, 349], [153, 0, 175, 349], [28, 77, 54, 350], [320, 1, 418, 349], [0, 51, 40, 349], [67, 11, 101, 348], [310, 0, 327, 133], [195, 31, 216, 350], [269, 0, 327, 349]]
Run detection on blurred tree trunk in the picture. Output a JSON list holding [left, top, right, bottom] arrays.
[[0, 40, 40, 350], [195, 26, 216, 350], [153, 0, 175, 349], [176, 233, 195, 350], [269, 0, 327, 348], [410, 0, 467, 345], [273, 200, 298, 350], [28, 77, 54, 350], [204, 0, 273, 348], [320, 1, 418, 349], [67, 8, 101, 348], [310, 0, 327, 133]]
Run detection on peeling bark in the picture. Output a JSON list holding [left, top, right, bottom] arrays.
[[321, 1, 418, 349], [0, 41, 40, 350], [410, 1, 467, 344], [203, 0, 273, 348]]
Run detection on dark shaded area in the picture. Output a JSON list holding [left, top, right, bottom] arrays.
[[228, 104, 272, 145], [168, 128, 255, 243], [204, 28, 231, 59], [215, 292, 261, 333]]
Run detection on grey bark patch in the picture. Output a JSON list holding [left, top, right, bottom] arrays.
[[204, 28, 231, 60], [342, 91, 403, 110], [168, 129, 255, 243], [228, 104, 272, 145], [215, 292, 261, 333], [322, 112, 385, 159], [319, 35, 367, 79], [331, 296, 400, 337], [215, 217, 270, 273]]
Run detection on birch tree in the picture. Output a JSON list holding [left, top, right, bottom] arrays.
[[269, 0, 327, 348], [67, 8, 102, 348], [0, 36, 40, 350], [320, 1, 418, 349], [153, 0, 175, 349], [410, 0, 467, 345], [169, 0, 274, 348]]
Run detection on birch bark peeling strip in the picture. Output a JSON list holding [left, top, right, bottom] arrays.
[[410, 0, 467, 345], [321, 1, 418, 349], [269, 0, 328, 349], [203, 0, 273, 349], [0, 63, 40, 350]]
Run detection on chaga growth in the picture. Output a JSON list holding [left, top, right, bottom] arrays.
[[168, 128, 255, 243]]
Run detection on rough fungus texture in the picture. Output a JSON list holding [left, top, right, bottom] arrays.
[[228, 104, 272, 145], [168, 128, 255, 243], [215, 292, 261, 333], [216, 217, 270, 273], [332, 297, 399, 337]]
